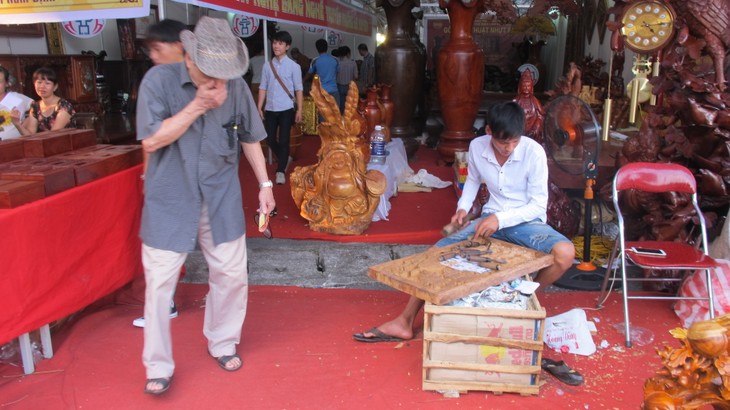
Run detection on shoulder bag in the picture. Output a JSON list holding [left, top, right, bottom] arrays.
[[269, 60, 296, 111]]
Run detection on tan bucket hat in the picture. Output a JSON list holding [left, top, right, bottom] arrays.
[[180, 16, 249, 80]]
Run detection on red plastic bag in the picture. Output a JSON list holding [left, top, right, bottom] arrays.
[[674, 259, 730, 327]]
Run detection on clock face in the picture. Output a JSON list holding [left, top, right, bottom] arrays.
[[620, 1, 674, 53]]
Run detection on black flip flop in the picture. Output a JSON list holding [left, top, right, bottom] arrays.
[[541, 358, 584, 386], [214, 353, 243, 372], [144, 376, 173, 395], [352, 327, 406, 343]]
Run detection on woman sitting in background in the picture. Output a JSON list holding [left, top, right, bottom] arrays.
[[11, 67, 75, 135]]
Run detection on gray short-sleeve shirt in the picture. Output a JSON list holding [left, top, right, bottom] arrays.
[[136, 63, 267, 252]]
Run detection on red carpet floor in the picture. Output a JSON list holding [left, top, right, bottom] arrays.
[[240, 136, 456, 245], [0, 284, 682, 409]]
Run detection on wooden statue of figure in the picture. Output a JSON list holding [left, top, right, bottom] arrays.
[[513, 69, 544, 143], [290, 77, 386, 235], [643, 314, 730, 409]]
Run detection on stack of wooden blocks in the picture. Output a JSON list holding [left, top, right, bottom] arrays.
[[0, 129, 142, 208]]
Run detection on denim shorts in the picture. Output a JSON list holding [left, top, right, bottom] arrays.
[[434, 215, 570, 254]]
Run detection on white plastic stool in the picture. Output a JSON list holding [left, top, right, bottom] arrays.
[[18, 324, 53, 374]]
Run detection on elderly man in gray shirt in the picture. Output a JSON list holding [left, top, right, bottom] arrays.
[[136, 16, 275, 395]]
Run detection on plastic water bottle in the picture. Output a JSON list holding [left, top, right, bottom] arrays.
[[370, 125, 386, 163]]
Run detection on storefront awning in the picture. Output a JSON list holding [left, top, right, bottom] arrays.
[[0, 0, 152, 24], [174, 0, 373, 37]]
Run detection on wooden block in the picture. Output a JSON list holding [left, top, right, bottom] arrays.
[[56, 144, 142, 169], [0, 140, 25, 164], [96, 144, 143, 166], [22, 132, 73, 158], [72, 158, 116, 185], [368, 238, 554, 305], [70, 157, 127, 186], [65, 128, 98, 150], [0, 164, 76, 196], [0, 179, 45, 208]]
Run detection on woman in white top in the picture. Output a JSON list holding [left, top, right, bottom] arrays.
[[0, 66, 32, 140]]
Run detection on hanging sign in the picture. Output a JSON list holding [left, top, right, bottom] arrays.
[[62, 19, 106, 39], [174, 0, 372, 37], [230, 15, 259, 38], [327, 30, 343, 47], [0, 0, 150, 25]]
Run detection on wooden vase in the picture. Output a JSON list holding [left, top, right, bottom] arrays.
[[356, 98, 371, 162], [378, 84, 394, 142], [375, 0, 425, 141], [364, 87, 382, 138], [436, 0, 485, 163]]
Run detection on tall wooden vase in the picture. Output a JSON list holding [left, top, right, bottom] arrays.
[[364, 87, 382, 138], [436, 0, 485, 163], [375, 0, 425, 142]]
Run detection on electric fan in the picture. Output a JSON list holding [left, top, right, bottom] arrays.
[[542, 94, 604, 290]]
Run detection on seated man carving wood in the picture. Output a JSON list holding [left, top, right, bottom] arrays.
[[290, 78, 386, 235]]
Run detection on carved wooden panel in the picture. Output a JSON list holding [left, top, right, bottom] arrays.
[[69, 57, 96, 103]]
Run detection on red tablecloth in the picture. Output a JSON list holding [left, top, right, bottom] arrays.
[[0, 165, 144, 345]]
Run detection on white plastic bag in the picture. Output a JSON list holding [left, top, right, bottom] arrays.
[[406, 169, 452, 189], [675, 259, 730, 327], [543, 308, 596, 356]]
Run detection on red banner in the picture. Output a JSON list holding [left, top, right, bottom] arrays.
[[175, 0, 373, 37]]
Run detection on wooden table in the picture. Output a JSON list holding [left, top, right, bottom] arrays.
[[0, 165, 143, 373], [368, 238, 554, 305]]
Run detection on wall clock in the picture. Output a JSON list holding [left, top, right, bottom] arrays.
[[620, 0, 675, 53]]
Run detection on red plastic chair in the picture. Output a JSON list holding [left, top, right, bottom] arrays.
[[598, 162, 718, 347]]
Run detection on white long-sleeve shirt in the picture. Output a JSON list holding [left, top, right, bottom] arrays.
[[456, 134, 549, 230]]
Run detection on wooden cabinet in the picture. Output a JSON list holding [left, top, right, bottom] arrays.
[[0, 54, 100, 112], [0, 56, 22, 90]]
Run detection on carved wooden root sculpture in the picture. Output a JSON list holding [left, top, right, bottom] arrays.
[[290, 78, 386, 235], [643, 314, 730, 409]]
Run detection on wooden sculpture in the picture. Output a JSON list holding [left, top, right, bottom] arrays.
[[643, 314, 730, 409], [598, 0, 730, 293], [670, 0, 730, 90], [290, 78, 386, 235], [514, 69, 545, 143]]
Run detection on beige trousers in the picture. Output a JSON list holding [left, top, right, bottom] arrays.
[[142, 204, 248, 379]]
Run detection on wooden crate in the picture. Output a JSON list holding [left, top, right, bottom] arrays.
[[423, 295, 545, 396], [368, 238, 553, 305]]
